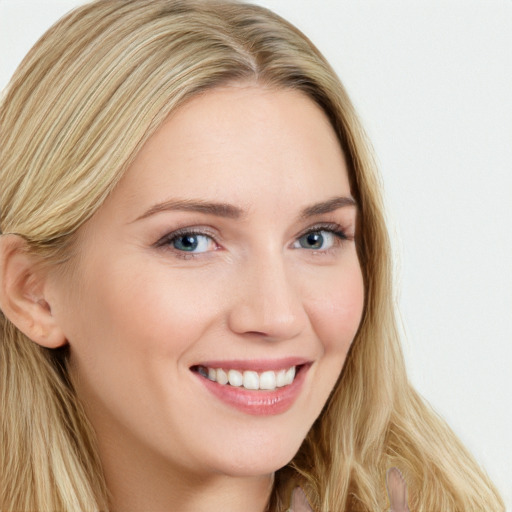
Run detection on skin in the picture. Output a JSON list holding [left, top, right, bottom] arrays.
[[386, 468, 411, 512], [8, 85, 365, 511]]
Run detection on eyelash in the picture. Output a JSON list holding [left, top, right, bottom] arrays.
[[155, 227, 219, 259], [155, 222, 351, 260], [295, 223, 350, 251]]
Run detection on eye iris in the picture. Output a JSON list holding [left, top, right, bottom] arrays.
[[174, 235, 199, 251], [302, 232, 323, 249]]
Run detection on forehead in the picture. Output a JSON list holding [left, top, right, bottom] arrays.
[[109, 85, 351, 216]]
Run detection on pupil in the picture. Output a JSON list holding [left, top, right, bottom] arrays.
[[176, 235, 198, 251], [306, 232, 323, 248]]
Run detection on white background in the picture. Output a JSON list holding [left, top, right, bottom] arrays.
[[1, 0, 511, 508]]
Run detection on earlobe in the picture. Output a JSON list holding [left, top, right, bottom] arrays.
[[0, 234, 67, 348]]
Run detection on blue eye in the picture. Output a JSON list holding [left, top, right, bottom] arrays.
[[170, 233, 215, 253], [293, 229, 342, 250]]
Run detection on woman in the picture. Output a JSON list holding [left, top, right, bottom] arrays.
[[0, 1, 505, 511]]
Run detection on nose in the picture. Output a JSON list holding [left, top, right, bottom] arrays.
[[226, 254, 308, 342]]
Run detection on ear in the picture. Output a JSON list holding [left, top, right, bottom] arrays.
[[0, 234, 67, 348]]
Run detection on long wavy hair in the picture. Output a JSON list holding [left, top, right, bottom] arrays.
[[0, 1, 504, 510]]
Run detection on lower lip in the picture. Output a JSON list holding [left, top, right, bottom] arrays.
[[193, 365, 309, 416]]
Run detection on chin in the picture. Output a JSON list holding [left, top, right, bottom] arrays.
[[208, 437, 302, 478], [219, 456, 295, 478]]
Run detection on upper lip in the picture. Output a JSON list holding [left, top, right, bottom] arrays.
[[191, 357, 311, 372]]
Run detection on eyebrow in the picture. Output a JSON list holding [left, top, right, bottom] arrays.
[[133, 195, 357, 222], [134, 198, 245, 222], [299, 196, 357, 219]]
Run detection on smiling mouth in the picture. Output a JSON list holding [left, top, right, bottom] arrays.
[[191, 364, 305, 391]]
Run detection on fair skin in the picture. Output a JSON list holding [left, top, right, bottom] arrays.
[[0, 85, 364, 511]]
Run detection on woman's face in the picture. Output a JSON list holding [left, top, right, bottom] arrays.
[[50, 85, 364, 478]]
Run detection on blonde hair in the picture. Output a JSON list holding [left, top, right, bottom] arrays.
[[0, 1, 504, 510]]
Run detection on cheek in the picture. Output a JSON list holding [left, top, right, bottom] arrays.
[[304, 259, 365, 355], [62, 258, 226, 429], [123, 265, 228, 350]]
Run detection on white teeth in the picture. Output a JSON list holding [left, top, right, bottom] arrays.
[[276, 369, 287, 387], [198, 365, 299, 390], [243, 371, 259, 390], [284, 366, 296, 385], [259, 371, 277, 390], [216, 368, 228, 385], [228, 369, 243, 387]]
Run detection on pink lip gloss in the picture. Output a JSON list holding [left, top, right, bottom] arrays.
[[192, 360, 310, 415]]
